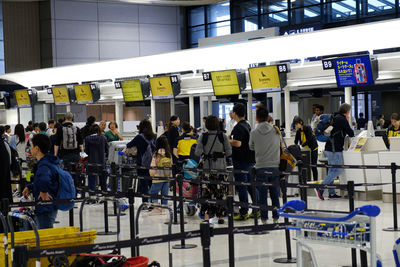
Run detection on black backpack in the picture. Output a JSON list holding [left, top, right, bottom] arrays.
[[9, 145, 21, 176]]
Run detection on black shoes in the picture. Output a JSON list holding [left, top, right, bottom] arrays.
[[328, 194, 341, 199]]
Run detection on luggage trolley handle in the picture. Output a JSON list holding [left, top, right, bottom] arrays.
[[278, 200, 381, 222], [7, 211, 40, 267]]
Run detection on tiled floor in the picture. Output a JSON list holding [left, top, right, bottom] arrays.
[[52, 196, 400, 266]]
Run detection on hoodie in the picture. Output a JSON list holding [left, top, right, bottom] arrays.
[[249, 122, 280, 169], [27, 154, 60, 214]]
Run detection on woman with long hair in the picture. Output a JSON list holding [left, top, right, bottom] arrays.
[[10, 124, 27, 160], [126, 119, 157, 203]]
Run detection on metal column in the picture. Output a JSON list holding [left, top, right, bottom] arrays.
[[189, 95, 195, 127], [115, 101, 124, 132], [151, 98, 156, 131], [284, 87, 291, 137]]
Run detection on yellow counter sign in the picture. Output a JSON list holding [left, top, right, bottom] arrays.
[[211, 70, 240, 96], [15, 90, 31, 107], [249, 66, 281, 93], [74, 84, 93, 104], [150, 76, 174, 100], [52, 86, 70, 105], [121, 80, 143, 102]]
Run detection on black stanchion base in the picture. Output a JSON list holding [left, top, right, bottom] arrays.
[[108, 213, 127, 217], [97, 231, 117, 236], [273, 257, 296, 264], [172, 244, 197, 249], [164, 221, 186, 225], [383, 227, 400, 232], [244, 231, 269, 235]]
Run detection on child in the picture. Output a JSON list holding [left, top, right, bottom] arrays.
[[148, 136, 172, 214]]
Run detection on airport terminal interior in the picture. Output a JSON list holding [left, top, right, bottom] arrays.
[[1, 0, 400, 266]]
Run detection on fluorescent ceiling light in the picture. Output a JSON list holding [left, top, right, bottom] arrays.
[[1, 18, 400, 89]]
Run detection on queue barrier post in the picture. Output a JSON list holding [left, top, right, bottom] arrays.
[[383, 162, 400, 232], [173, 174, 197, 249], [227, 195, 235, 267], [165, 165, 179, 226], [298, 161, 308, 209], [200, 222, 212, 267], [13, 245, 28, 267], [69, 208, 74, 227], [346, 180, 357, 267], [128, 188, 136, 257], [273, 176, 296, 264]]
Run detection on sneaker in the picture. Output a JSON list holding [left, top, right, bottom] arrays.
[[233, 214, 249, 221], [329, 194, 341, 199], [218, 219, 225, 224], [315, 189, 324, 200], [249, 211, 261, 219]]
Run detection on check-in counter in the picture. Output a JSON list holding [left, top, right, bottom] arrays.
[[378, 137, 400, 202], [342, 137, 387, 200]]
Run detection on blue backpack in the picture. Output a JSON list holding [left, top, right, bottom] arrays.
[[315, 114, 335, 142], [48, 164, 76, 211]]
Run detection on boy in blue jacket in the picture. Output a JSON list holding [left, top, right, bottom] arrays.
[[23, 134, 59, 229]]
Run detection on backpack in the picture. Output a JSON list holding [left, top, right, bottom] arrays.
[[315, 114, 335, 142], [9, 145, 21, 176], [201, 132, 224, 147], [183, 159, 198, 179], [141, 134, 155, 167], [273, 126, 297, 172], [49, 164, 76, 211], [62, 124, 78, 150]]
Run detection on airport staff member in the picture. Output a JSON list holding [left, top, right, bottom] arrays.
[[293, 116, 319, 181], [174, 121, 197, 160], [388, 113, 400, 137]]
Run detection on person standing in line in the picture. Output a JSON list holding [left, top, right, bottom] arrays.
[[229, 103, 256, 221], [39, 122, 48, 136], [148, 135, 172, 214], [293, 116, 319, 181], [99, 121, 107, 135], [81, 116, 96, 141], [311, 104, 324, 130], [54, 112, 84, 189], [226, 110, 237, 137], [387, 113, 400, 138], [195, 115, 232, 224], [29, 123, 40, 145], [85, 124, 108, 195], [105, 121, 123, 142], [0, 126, 13, 204], [174, 121, 197, 160], [4, 125, 11, 143], [126, 119, 157, 204], [316, 103, 355, 200], [249, 107, 281, 224], [26, 121, 34, 133], [22, 134, 59, 229], [10, 124, 27, 161], [46, 119, 55, 136], [166, 116, 180, 161], [50, 123, 61, 155]]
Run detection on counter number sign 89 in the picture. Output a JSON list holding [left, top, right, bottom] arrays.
[[322, 59, 334, 70]]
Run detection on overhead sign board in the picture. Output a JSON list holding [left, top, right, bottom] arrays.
[[74, 84, 93, 104], [15, 89, 31, 108], [210, 70, 240, 96], [52, 86, 70, 105], [248, 66, 282, 93]]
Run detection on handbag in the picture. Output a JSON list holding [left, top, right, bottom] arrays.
[[273, 126, 297, 172]]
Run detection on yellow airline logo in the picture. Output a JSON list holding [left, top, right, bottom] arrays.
[[249, 66, 281, 93], [15, 90, 30, 107], [121, 80, 143, 102], [211, 70, 240, 96], [150, 76, 173, 100], [52, 86, 70, 105], [74, 84, 93, 104]]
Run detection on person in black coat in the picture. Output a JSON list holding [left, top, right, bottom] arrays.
[[293, 116, 319, 181], [0, 126, 12, 207]]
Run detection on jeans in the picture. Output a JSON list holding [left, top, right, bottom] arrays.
[[62, 152, 81, 191], [322, 151, 344, 195], [256, 168, 280, 220], [311, 149, 319, 181], [233, 161, 255, 215], [149, 182, 170, 206], [36, 209, 58, 229]]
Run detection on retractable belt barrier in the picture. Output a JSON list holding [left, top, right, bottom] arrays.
[[10, 159, 400, 267]]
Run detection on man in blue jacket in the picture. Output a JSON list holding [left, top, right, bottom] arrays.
[[23, 134, 59, 229]]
